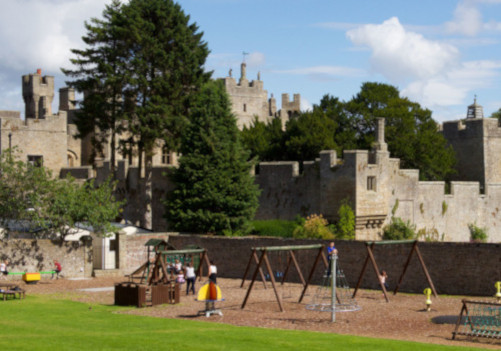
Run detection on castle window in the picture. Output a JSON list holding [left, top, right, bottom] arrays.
[[28, 155, 43, 167], [243, 104, 247, 112], [367, 176, 377, 191], [161, 147, 171, 165]]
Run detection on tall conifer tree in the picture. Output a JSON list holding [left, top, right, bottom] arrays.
[[166, 80, 260, 234], [62, 0, 128, 171]]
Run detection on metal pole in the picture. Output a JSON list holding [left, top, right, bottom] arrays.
[[331, 254, 337, 323]]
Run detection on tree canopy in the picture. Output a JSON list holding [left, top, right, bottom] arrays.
[[165, 80, 260, 235], [241, 82, 456, 181], [0, 149, 123, 241], [63, 0, 211, 174]]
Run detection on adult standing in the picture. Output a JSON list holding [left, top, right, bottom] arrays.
[[185, 262, 196, 295]]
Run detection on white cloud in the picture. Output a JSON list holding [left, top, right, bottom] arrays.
[[445, 0, 501, 36], [445, 1, 483, 36], [402, 60, 501, 109], [0, 0, 111, 73], [346, 16, 501, 118], [300, 97, 313, 112], [347, 17, 459, 83], [246, 52, 265, 67]]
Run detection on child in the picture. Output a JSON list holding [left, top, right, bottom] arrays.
[[379, 270, 389, 290], [209, 261, 217, 284], [176, 270, 185, 284], [52, 260, 62, 279]]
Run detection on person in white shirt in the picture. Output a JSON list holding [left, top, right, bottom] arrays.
[[209, 261, 217, 284], [185, 262, 196, 295], [0, 260, 9, 279]]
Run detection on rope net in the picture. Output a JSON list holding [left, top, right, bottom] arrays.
[[306, 263, 360, 312], [456, 301, 501, 339]]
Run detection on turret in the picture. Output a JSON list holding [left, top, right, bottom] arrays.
[[466, 96, 484, 119], [22, 68, 54, 119]]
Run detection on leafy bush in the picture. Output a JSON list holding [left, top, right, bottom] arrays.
[[336, 200, 355, 239], [249, 219, 298, 237], [416, 227, 442, 242], [292, 214, 335, 239], [382, 217, 415, 240], [468, 223, 488, 243]]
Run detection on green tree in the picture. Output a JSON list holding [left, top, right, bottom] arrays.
[[335, 200, 355, 239], [490, 108, 501, 120], [241, 117, 286, 161], [121, 0, 211, 175], [284, 110, 338, 162], [64, 0, 211, 176], [0, 149, 123, 240], [165, 80, 260, 235], [315, 94, 357, 155], [345, 82, 456, 180], [62, 0, 129, 172]]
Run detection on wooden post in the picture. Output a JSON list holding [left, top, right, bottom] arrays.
[[298, 246, 325, 303], [352, 242, 373, 298], [241, 250, 266, 309], [289, 251, 306, 287], [263, 251, 284, 312], [414, 245, 438, 297], [241, 249, 267, 289], [393, 241, 416, 295], [366, 243, 389, 302]]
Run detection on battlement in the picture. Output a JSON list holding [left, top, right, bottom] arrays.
[[0, 111, 21, 118]]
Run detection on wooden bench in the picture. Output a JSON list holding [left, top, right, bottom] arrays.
[[1, 289, 25, 301]]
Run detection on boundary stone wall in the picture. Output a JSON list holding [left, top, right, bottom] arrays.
[[0, 239, 93, 279], [164, 235, 501, 296]]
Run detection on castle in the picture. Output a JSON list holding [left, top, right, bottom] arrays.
[[0, 70, 499, 242], [219, 62, 300, 129]]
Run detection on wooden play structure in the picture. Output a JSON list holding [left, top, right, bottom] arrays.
[[115, 240, 211, 308], [241, 244, 328, 312], [352, 240, 438, 302], [452, 299, 501, 341]]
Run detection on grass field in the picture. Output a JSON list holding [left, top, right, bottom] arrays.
[[0, 295, 483, 351]]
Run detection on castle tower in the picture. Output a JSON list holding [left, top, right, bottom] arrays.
[[22, 69, 54, 119], [59, 87, 76, 112], [466, 96, 484, 119], [281, 93, 301, 119], [373, 118, 388, 152], [239, 62, 248, 86]]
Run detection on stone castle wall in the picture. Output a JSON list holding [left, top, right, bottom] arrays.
[[0, 112, 69, 175], [253, 140, 501, 242], [442, 118, 501, 187], [0, 239, 93, 280]]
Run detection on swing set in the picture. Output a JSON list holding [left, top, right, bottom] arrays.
[[127, 240, 211, 285], [352, 240, 438, 302], [241, 244, 328, 312]]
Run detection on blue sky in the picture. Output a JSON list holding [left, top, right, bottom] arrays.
[[1, 0, 501, 122]]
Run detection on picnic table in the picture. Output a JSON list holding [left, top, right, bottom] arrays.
[[0, 282, 25, 301]]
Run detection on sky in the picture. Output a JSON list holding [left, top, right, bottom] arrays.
[[1, 0, 501, 122]]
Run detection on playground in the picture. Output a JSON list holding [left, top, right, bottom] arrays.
[[16, 276, 499, 349]]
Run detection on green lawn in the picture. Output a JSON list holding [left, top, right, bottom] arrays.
[[0, 295, 481, 351]]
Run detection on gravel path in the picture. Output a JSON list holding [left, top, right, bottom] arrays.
[[17, 277, 500, 349]]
